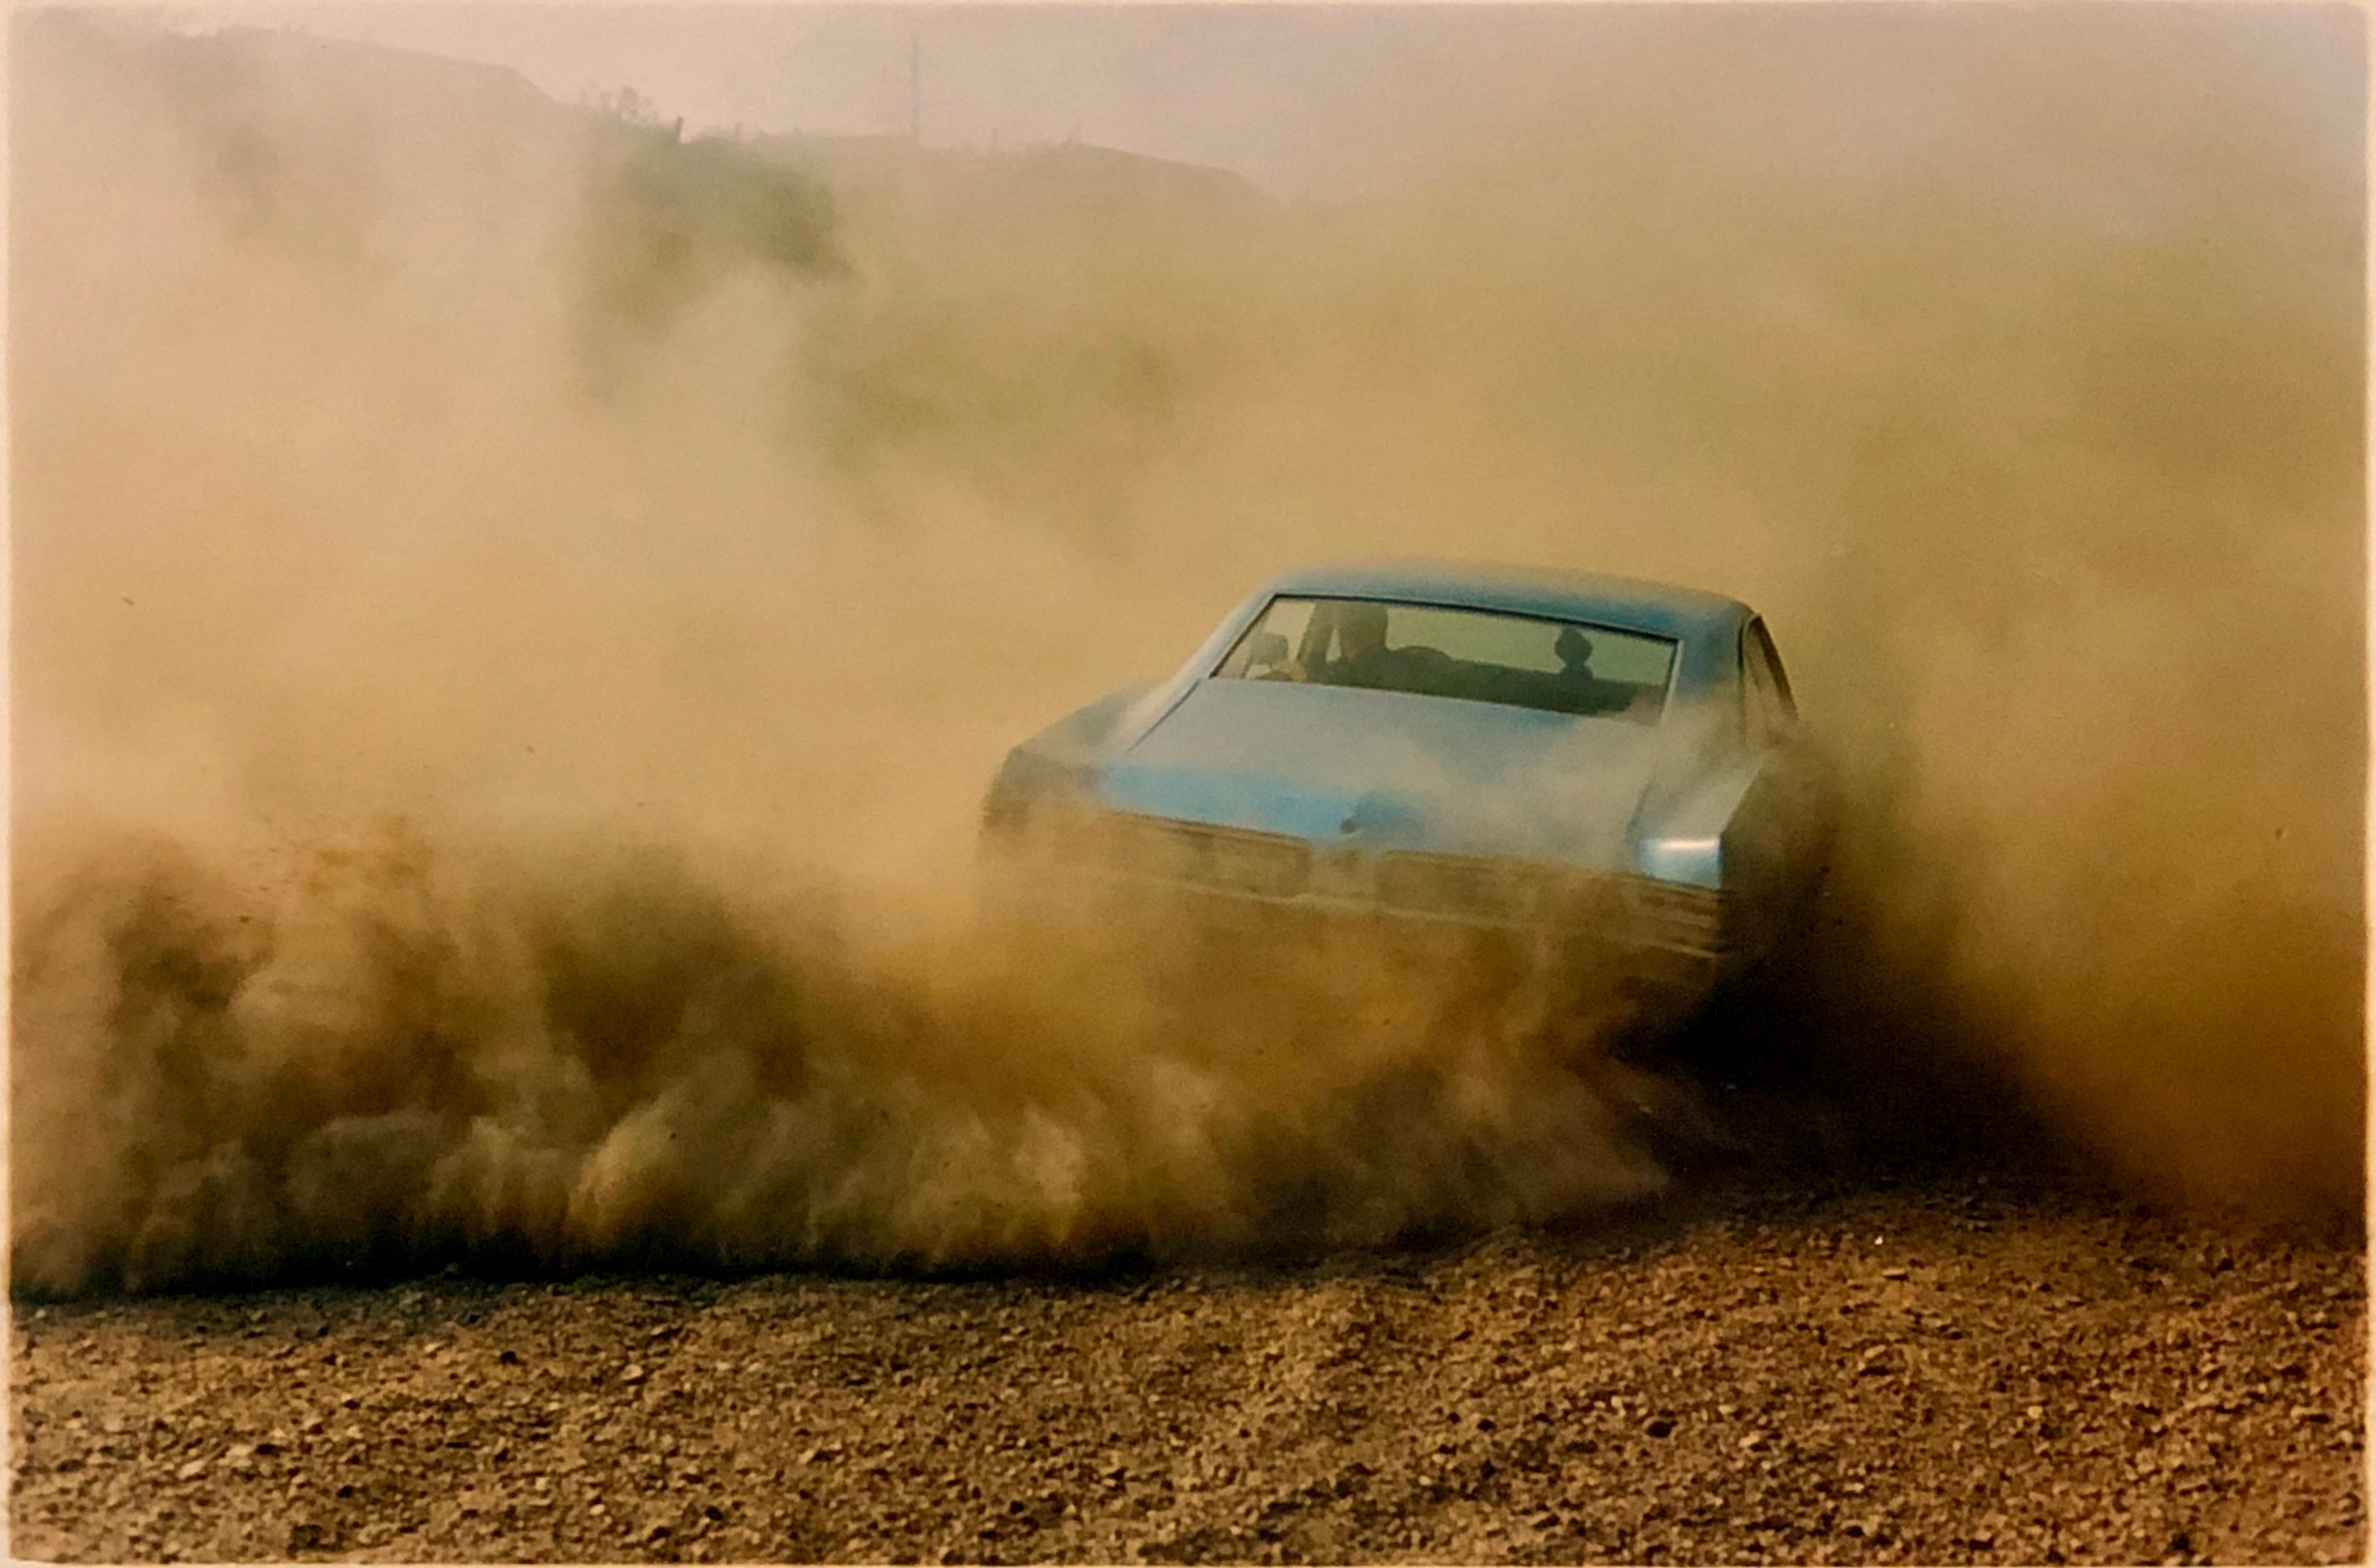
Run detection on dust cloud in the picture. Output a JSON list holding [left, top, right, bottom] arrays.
[[11, 7, 2364, 1295], [15, 817, 1673, 1294]]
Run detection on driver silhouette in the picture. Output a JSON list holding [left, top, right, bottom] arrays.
[[1285, 601, 1398, 687]]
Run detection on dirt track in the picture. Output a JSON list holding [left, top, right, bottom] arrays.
[[11, 1170, 2363, 1564]]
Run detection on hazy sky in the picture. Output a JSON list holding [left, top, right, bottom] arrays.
[[182, 4, 2363, 201]]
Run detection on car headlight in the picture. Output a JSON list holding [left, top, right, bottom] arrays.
[[1637, 833, 1723, 889]]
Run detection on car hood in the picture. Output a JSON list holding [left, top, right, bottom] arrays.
[[1096, 678, 1668, 869]]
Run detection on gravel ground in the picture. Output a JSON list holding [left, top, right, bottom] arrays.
[[10, 1169, 2363, 1564]]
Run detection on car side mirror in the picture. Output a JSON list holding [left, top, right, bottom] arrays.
[[1243, 630, 1289, 673]]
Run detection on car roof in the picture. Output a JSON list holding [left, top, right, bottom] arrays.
[[1259, 558, 1752, 645]]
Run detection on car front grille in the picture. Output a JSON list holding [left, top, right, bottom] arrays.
[[1079, 812, 1314, 899], [1376, 854, 1727, 952], [1375, 852, 1569, 924], [1045, 812, 1725, 951]]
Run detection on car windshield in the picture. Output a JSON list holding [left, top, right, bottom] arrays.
[[1212, 596, 1678, 722]]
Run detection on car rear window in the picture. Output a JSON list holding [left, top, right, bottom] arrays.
[[1212, 596, 1678, 722]]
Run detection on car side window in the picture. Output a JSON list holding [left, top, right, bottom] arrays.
[[1741, 618, 1796, 747]]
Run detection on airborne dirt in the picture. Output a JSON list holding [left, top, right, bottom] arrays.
[[11, 1172, 2364, 1564], [8, 9, 2370, 1562]]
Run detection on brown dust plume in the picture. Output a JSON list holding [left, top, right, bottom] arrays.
[[10, 7, 2364, 1294]]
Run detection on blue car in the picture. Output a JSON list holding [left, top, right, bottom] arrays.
[[982, 560, 1830, 1017]]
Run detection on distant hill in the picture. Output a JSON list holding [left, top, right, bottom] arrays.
[[752, 131, 1266, 219], [14, 17, 1252, 304], [21, 12, 1260, 213], [17, 15, 565, 165]]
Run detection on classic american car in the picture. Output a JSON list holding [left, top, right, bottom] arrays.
[[981, 560, 1830, 1017]]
